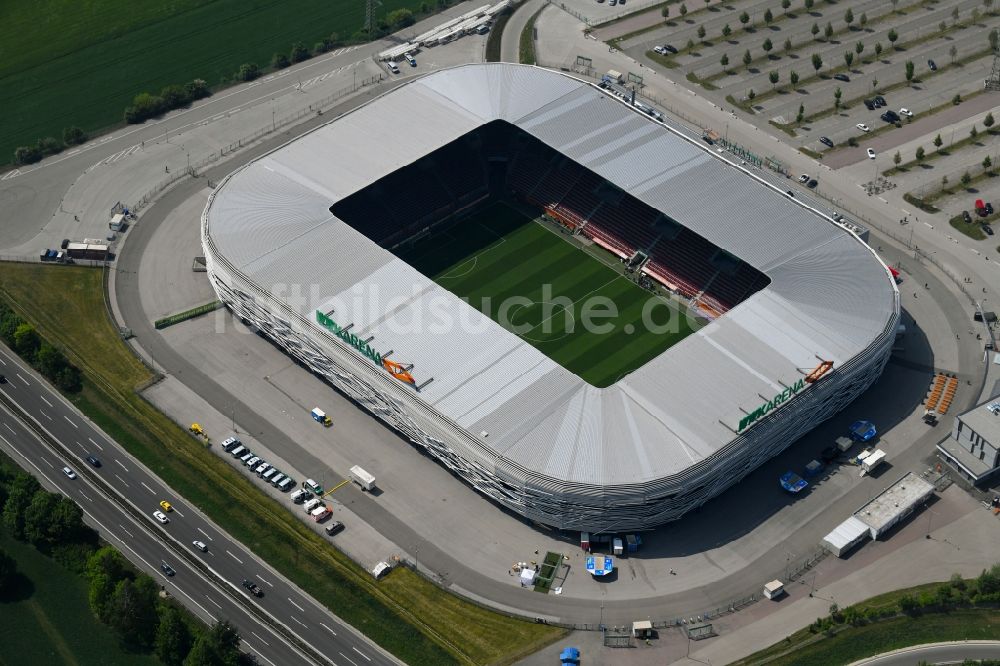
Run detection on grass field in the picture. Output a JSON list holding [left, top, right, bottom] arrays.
[[0, 263, 563, 665], [397, 203, 694, 387], [0, 531, 160, 666], [0, 0, 430, 162]]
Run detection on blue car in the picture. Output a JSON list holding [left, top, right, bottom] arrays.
[[780, 471, 808, 493], [849, 420, 877, 442]]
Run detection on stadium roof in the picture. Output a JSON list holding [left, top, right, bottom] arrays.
[[205, 63, 898, 487]]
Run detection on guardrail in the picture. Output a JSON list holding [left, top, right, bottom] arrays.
[[0, 386, 337, 666]]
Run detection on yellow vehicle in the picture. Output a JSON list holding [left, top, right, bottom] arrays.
[[189, 423, 204, 436], [159, 500, 173, 512]]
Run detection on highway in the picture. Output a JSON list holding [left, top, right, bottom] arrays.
[[849, 641, 1000, 665], [0, 345, 396, 666]]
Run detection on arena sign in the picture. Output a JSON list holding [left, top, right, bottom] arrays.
[[315, 310, 416, 386], [738, 378, 806, 433]]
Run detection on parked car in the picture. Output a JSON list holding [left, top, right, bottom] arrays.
[[819, 136, 834, 148], [798, 174, 810, 183], [242, 579, 264, 597], [874, 95, 886, 106], [160, 562, 176, 577], [664, 44, 677, 53], [985, 225, 995, 236], [881, 110, 899, 123], [62, 466, 77, 480], [863, 99, 876, 110], [820, 446, 840, 463], [325, 521, 345, 536], [653, 45, 666, 54], [152, 510, 169, 524], [807, 179, 818, 189], [963, 210, 973, 223], [899, 108, 913, 117], [405, 53, 416, 67], [834, 73, 850, 82], [928, 59, 937, 71], [856, 123, 870, 132], [192, 540, 208, 552], [867, 148, 876, 159], [987, 202, 995, 215]]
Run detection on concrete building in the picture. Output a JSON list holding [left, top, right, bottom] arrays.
[[853, 472, 935, 540], [938, 395, 1000, 485]]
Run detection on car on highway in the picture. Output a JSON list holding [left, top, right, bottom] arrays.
[[159, 500, 173, 512], [192, 540, 208, 552], [152, 510, 169, 524], [856, 123, 870, 132], [62, 466, 77, 479], [867, 148, 876, 159], [798, 174, 809, 183], [0, 374, 6, 383], [325, 521, 345, 536], [242, 579, 264, 597], [928, 59, 937, 71], [807, 179, 818, 189], [819, 136, 834, 148], [899, 108, 913, 117], [963, 210, 973, 223], [161, 562, 176, 577], [985, 225, 995, 236], [833, 73, 850, 82]]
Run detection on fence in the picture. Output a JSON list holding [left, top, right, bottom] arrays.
[[129, 74, 385, 214]]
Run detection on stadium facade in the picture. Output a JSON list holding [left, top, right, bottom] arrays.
[[202, 63, 899, 531]]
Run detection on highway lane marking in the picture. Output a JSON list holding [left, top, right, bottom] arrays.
[[226, 549, 244, 564], [41, 457, 54, 468], [250, 631, 270, 646], [244, 642, 277, 666], [197, 527, 214, 541], [340, 652, 359, 666], [118, 524, 134, 538], [4, 423, 15, 434], [88, 437, 103, 451], [290, 615, 307, 628], [79, 491, 93, 502], [256, 574, 273, 588], [114, 473, 130, 488], [320, 622, 337, 636], [205, 595, 222, 609], [40, 395, 52, 407], [39, 410, 52, 421], [16, 373, 28, 385], [141, 481, 155, 494], [63, 416, 78, 428], [287, 597, 305, 613], [352, 647, 371, 661], [115, 459, 128, 471], [172, 507, 185, 518]]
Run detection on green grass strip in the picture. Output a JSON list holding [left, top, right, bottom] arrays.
[[154, 300, 222, 329], [519, 6, 545, 65]]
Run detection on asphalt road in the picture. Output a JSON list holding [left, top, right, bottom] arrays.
[[851, 641, 1000, 665], [0, 345, 396, 666]]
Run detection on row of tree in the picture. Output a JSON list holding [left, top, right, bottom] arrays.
[[124, 79, 211, 125], [12, 126, 88, 166], [0, 301, 81, 392]]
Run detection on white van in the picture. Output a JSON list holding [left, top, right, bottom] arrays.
[[303, 498, 322, 513], [270, 473, 285, 487], [278, 477, 295, 492], [262, 468, 277, 482], [387, 61, 400, 74], [229, 445, 245, 457]]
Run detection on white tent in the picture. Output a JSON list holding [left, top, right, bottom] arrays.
[[520, 568, 537, 587]]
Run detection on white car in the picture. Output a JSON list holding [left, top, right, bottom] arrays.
[[797, 174, 809, 183], [899, 108, 913, 117], [62, 466, 77, 479], [866, 148, 876, 159], [856, 123, 870, 132], [192, 540, 208, 552], [152, 510, 170, 524], [653, 45, 666, 54]]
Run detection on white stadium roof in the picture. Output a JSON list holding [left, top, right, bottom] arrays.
[[205, 63, 897, 488]]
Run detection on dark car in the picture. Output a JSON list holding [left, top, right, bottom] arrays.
[[863, 99, 875, 110], [819, 136, 834, 147], [881, 111, 899, 123], [820, 446, 840, 463], [664, 44, 678, 53], [986, 225, 996, 236], [160, 562, 176, 577], [928, 59, 937, 71], [242, 579, 264, 597], [834, 73, 850, 82], [979, 206, 989, 217], [325, 521, 345, 536], [86, 455, 101, 467], [963, 210, 973, 223], [807, 179, 818, 189], [874, 95, 886, 106], [0, 375, 6, 384], [987, 202, 995, 215]]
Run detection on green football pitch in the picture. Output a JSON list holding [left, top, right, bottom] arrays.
[[396, 203, 696, 387]]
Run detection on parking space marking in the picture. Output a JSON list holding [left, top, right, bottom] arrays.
[[256, 574, 273, 587], [197, 527, 214, 541], [287, 597, 305, 612], [226, 550, 243, 564], [115, 459, 128, 471], [206, 595, 222, 609], [290, 615, 307, 628], [320, 622, 337, 636], [114, 473, 129, 488], [141, 481, 155, 494], [64, 415, 78, 428], [352, 647, 371, 661], [40, 395, 52, 407], [88, 437, 103, 451]]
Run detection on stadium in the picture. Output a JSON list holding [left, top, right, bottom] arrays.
[[202, 63, 900, 531]]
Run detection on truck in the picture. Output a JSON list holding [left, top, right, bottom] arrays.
[[349, 465, 376, 491], [310, 408, 332, 427], [604, 69, 624, 84], [65, 242, 110, 261]]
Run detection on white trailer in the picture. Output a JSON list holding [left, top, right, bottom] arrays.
[[860, 449, 887, 475], [350, 465, 376, 491]]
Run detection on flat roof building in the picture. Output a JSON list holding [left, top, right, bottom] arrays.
[[938, 395, 1000, 485], [853, 472, 934, 539]]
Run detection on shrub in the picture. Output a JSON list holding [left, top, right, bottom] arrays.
[[159, 84, 190, 110], [271, 53, 290, 69], [37, 136, 64, 156], [13, 145, 42, 165], [290, 41, 310, 63], [235, 63, 261, 82], [387, 8, 415, 28], [62, 126, 87, 146]]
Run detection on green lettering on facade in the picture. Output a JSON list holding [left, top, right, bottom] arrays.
[[316, 310, 382, 365], [737, 378, 806, 433]]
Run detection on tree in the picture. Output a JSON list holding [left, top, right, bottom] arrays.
[[985, 112, 995, 128], [62, 126, 87, 145], [0, 548, 16, 595], [763, 38, 773, 54], [184, 79, 209, 101], [289, 41, 309, 63], [686, 38, 696, 50], [720, 53, 730, 68], [722, 23, 732, 38], [184, 621, 243, 666], [939, 20, 947, 33], [386, 8, 415, 28], [844, 8, 854, 27], [764, 8, 773, 24], [784, 37, 793, 53], [87, 546, 129, 583], [844, 51, 853, 68], [971, 125, 979, 139], [782, 0, 791, 12], [811, 22, 820, 39], [990, 29, 1000, 52], [2, 474, 40, 540], [952, 6, 960, 22], [961, 171, 972, 186], [235, 63, 260, 82], [271, 53, 290, 69], [697, 25, 706, 39], [985, 155, 994, 171], [949, 44, 958, 63], [790, 70, 800, 86], [155, 605, 194, 666], [916, 146, 925, 162], [893, 151, 901, 166], [860, 12, 868, 27], [855, 41, 864, 56], [107, 576, 159, 650], [804, 0, 814, 9], [872, 77, 878, 90], [748, 88, 756, 100], [89, 572, 116, 623], [874, 41, 883, 57], [796, 103, 805, 123], [739, 10, 750, 26], [953, 92, 963, 105], [811, 52, 823, 72], [680, 3, 688, 18], [824, 22, 833, 39], [661, 6, 669, 19], [13, 146, 42, 165], [743, 49, 753, 68], [888, 29, 898, 47], [905, 60, 915, 82], [23, 491, 63, 547], [834, 86, 842, 108], [933, 134, 943, 148], [769, 70, 780, 87]]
